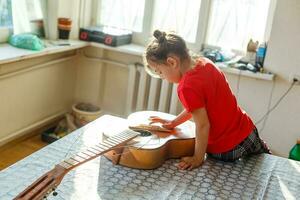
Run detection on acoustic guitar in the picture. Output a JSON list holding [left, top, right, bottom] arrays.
[[104, 111, 195, 169], [14, 111, 195, 199]]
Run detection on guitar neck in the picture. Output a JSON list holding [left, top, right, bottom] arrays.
[[59, 130, 139, 171], [14, 129, 139, 200]]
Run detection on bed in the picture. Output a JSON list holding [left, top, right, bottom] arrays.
[[0, 115, 299, 200]]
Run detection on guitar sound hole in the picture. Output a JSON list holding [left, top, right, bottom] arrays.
[[136, 130, 152, 137]]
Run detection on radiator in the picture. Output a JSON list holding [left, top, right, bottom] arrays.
[[126, 63, 180, 115]]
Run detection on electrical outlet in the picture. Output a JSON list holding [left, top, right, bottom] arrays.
[[289, 74, 300, 84]]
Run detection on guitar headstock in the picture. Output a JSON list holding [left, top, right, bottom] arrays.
[[14, 165, 67, 200]]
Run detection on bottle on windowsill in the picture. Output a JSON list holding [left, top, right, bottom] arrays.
[[255, 42, 267, 72]]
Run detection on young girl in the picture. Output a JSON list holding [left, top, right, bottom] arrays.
[[144, 30, 270, 170]]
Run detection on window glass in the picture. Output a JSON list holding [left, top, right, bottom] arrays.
[[206, 0, 271, 51], [0, 0, 12, 27], [151, 0, 202, 43], [98, 0, 145, 32], [12, 0, 46, 37]]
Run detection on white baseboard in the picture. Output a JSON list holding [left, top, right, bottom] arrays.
[[0, 111, 67, 147]]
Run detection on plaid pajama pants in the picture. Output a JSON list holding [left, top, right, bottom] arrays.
[[209, 128, 271, 162]]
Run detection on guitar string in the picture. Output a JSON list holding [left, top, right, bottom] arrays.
[[63, 133, 161, 161], [62, 121, 166, 159], [103, 135, 161, 157], [54, 136, 159, 199], [63, 129, 145, 158], [66, 135, 160, 161], [21, 135, 159, 199], [63, 129, 154, 159], [63, 129, 86, 158]]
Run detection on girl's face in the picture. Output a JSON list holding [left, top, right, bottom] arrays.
[[147, 57, 182, 83]]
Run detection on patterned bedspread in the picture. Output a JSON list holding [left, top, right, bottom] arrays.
[[0, 116, 299, 200]]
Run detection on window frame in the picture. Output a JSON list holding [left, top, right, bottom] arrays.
[[92, 0, 276, 53]]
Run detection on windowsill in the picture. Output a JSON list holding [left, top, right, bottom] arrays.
[[0, 40, 89, 65], [217, 64, 275, 81], [0, 40, 274, 81]]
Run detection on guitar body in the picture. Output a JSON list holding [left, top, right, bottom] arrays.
[[104, 111, 195, 169]]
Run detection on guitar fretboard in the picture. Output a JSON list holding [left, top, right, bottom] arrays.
[[59, 130, 139, 169]]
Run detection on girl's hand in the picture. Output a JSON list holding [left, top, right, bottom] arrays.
[[177, 156, 204, 170], [148, 116, 175, 129]]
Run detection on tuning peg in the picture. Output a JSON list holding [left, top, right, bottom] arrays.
[[52, 188, 58, 196], [43, 191, 51, 199]]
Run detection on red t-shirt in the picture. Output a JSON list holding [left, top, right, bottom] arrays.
[[177, 58, 254, 153]]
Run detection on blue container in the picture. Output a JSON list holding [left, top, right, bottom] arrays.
[[256, 43, 267, 67]]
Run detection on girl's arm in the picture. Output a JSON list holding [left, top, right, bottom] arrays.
[[177, 107, 210, 170], [149, 109, 192, 129], [171, 109, 192, 127]]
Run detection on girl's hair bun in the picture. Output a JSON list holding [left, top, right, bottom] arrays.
[[153, 30, 166, 43]]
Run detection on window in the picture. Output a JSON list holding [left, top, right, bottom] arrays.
[[151, 0, 202, 43], [0, 0, 12, 28], [93, 0, 275, 52], [205, 0, 272, 51], [97, 0, 145, 32]]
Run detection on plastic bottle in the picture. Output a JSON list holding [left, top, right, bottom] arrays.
[[289, 139, 300, 161], [255, 42, 267, 69]]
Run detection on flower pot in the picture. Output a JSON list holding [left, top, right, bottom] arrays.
[[58, 18, 72, 26], [72, 103, 101, 127]]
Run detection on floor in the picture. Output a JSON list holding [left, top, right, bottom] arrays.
[[0, 134, 48, 170]]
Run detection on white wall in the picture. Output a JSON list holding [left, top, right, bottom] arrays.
[[0, 51, 77, 144], [74, 47, 143, 116], [256, 0, 300, 156]]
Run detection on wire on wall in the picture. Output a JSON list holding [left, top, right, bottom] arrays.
[[258, 79, 276, 133], [255, 80, 296, 126]]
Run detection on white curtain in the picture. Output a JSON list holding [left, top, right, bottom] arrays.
[[12, 0, 45, 34], [25, 0, 44, 21], [152, 0, 202, 43], [12, 0, 30, 34], [206, 0, 271, 51], [98, 0, 145, 32], [0, 0, 12, 27]]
